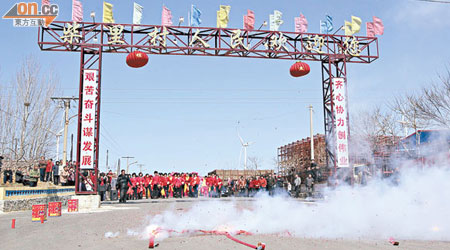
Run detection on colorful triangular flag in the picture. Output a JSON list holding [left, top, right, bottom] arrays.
[[103, 1, 114, 23]]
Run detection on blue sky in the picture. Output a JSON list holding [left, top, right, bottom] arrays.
[[1, 0, 450, 175]]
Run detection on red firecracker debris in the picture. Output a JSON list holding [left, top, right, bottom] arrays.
[[389, 237, 400, 246]]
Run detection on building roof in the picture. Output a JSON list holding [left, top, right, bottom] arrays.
[[399, 130, 450, 150]]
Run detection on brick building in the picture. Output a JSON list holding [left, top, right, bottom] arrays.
[[208, 169, 274, 181]]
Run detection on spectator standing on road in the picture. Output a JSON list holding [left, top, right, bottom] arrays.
[[53, 161, 60, 185], [259, 176, 267, 192], [29, 165, 40, 187], [144, 174, 151, 199], [152, 171, 160, 199], [15, 167, 24, 184], [3, 167, 13, 184], [45, 159, 54, 182], [68, 167, 75, 185], [98, 172, 108, 201], [275, 175, 284, 194], [38, 156, 47, 182], [314, 165, 321, 182], [287, 180, 292, 195], [60, 166, 69, 186], [0, 156, 3, 174], [117, 170, 131, 203], [238, 176, 246, 197], [294, 174, 302, 197], [267, 174, 275, 195], [193, 173, 200, 198], [306, 174, 314, 197]]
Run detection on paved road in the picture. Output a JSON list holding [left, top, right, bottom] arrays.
[[1, 198, 449, 250]]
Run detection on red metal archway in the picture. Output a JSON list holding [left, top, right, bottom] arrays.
[[38, 21, 379, 194]]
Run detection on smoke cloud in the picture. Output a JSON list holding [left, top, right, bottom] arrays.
[[104, 231, 120, 238], [129, 166, 450, 242]]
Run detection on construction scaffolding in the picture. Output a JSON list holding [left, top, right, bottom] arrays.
[[277, 134, 326, 177]]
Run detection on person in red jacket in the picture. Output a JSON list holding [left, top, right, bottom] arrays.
[[193, 173, 201, 198], [248, 177, 255, 197], [152, 171, 160, 199], [254, 176, 261, 191], [161, 173, 169, 199], [130, 173, 138, 200], [173, 174, 182, 198], [184, 174, 191, 197], [149, 175, 153, 193], [168, 174, 174, 198], [259, 176, 267, 192], [188, 174, 195, 197], [144, 174, 151, 199], [45, 159, 54, 182], [210, 174, 218, 198], [137, 172, 145, 199], [180, 174, 186, 198], [216, 175, 223, 198], [206, 174, 214, 197]]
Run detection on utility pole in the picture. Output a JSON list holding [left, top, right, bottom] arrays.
[[106, 150, 109, 171], [121, 156, 134, 174], [398, 115, 409, 138], [51, 96, 78, 167], [70, 133, 73, 162], [117, 158, 121, 176], [309, 105, 315, 161], [137, 164, 145, 173]]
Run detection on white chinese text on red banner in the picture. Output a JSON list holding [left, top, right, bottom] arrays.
[[80, 69, 97, 169], [332, 78, 349, 168]]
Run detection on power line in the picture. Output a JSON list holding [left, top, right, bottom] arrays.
[[99, 132, 122, 156], [100, 124, 126, 152], [102, 100, 322, 104], [413, 0, 450, 3]]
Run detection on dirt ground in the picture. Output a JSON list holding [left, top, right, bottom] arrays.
[[1, 198, 449, 250]]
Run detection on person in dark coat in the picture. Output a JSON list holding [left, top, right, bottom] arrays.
[[116, 170, 132, 203], [98, 172, 108, 201], [3, 167, 13, 184], [38, 156, 47, 182], [15, 167, 24, 184], [52, 161, 60, 185], [266, 174, 275, 196], [305, 174, 314, 197]]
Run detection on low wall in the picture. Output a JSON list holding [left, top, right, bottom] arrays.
[[0, 186, 75, 212]]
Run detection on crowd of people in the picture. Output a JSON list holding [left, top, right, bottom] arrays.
[[1, 155, 324, 201], [94, 168, 324, 203], [1, 156, 77, 187]]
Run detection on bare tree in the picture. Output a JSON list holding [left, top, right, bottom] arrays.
[[410, 70, 450, 128], [247, 156, 261, 171], [272, 156, 280, 173], [350, 106, 402, 164], [390, 95, 429, 134], [0, 56, 61, 166]]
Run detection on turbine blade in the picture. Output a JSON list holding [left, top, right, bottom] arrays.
[[238, 132, 245, 145], [239, 147, 243, 168]]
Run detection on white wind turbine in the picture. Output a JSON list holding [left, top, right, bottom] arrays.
[[238, 131, 254, 170]]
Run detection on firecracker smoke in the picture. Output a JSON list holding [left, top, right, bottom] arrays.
[[127, 145, 450, 242]]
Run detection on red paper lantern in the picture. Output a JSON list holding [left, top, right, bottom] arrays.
[[126, 51, 149, 68], [289, 61, 310, 77]]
